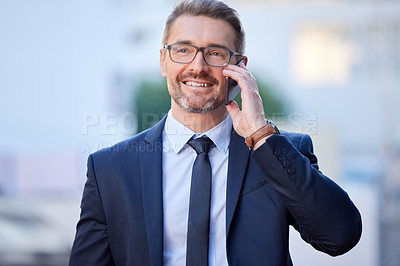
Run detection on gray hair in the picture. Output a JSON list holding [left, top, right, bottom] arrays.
[[162, 0, 246, 54]]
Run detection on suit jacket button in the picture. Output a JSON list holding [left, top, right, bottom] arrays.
[[278, 155, 286, 162], [283, 161, 291, 168], [287, 168, 296, 175]]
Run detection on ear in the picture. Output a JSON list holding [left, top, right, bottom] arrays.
[[160, 48, 167, 78], [242, 56, 248, 66]]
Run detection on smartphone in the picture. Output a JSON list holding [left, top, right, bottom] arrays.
[[224, 59, 245, 105]]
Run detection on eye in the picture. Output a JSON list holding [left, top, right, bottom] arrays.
[[212, 51, 222, 57], [172, 44, 195, 56], [177, 48, 189, 54], [207, 48, 228, 59]]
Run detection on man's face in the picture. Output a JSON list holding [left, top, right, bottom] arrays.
[[160, 15, 237, 114]]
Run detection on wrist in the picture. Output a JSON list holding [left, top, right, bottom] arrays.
[[245, 120, 280, 150], [252, 136, 270, 150]]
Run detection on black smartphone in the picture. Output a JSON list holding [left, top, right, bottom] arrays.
[[224, 59, 245, 105]]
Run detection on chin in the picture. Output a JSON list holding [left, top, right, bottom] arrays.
[[176, 96, 224, 114]]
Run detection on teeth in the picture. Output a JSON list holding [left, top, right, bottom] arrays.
[[185, 81, 209, 87]]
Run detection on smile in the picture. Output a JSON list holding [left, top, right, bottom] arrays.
[[183, 81, 212, 87]]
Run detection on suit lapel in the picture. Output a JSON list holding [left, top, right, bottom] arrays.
[[226, 129, 251, 236], [140, 116, 167, 266]]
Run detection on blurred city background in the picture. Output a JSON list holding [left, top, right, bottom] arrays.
[[0, 0, 399, 265]]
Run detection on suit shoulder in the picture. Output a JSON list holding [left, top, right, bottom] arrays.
[[279, 131, 317, 167], [280, 131, 311, 148]]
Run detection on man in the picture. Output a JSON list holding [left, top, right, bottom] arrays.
[[69, 0, 362, 265]]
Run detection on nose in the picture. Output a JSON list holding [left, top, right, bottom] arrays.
[[188, 50, 210, 73]]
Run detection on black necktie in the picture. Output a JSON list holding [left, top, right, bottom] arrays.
[[186, 136, 213, 266]]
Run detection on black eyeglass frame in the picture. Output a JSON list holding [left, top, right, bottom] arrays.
[[163, 43, 243, 67]]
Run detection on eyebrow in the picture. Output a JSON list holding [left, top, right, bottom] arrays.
[[174, 39, 232, 51]]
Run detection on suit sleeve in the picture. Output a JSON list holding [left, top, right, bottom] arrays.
[[252, 133, 362, 256], [69, 154, 115, 266]]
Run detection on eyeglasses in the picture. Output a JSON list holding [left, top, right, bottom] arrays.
[[164, 43, 242, 67]]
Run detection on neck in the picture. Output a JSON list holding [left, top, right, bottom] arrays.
[[171, 104, 228, 133]]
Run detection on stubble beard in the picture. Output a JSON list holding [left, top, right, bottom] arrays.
[[169, 73, 225, 114]]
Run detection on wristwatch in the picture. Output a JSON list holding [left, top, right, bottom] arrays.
[[245, 120, 280, 149]]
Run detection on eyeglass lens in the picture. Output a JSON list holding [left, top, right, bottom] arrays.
[[169, 44, 230, 66]]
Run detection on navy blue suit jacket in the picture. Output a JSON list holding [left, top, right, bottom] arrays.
[[69, 115, 361, 265]]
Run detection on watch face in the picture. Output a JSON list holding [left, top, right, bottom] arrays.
[[268, 120, 280, 134]]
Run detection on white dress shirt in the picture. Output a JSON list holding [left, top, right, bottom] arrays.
[[162, 110, 232, 266]]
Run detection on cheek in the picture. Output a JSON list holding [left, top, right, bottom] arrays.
[[166, 63, 185, 80], [214, 71, 226, 86]]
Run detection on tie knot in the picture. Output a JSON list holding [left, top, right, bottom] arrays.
[[187, 136, 213, 154]]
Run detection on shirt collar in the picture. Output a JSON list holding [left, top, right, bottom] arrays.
[[163, 110, 232, 154]]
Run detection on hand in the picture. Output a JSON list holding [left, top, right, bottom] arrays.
[[223, 62, 267, 139]]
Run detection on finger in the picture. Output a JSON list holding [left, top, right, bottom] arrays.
[[226, 100, 240, 118], [224, 63, 247, 74], [222, 68, 246, 83], [238, 60, 247, 69], [223, 69, 257, 96]]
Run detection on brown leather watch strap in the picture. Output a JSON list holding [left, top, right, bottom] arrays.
[[245, 124, 276, 149]]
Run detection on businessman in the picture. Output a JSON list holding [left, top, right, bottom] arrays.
[[69, 0, 362, 265]]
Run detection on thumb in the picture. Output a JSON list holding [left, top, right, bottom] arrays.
[[226, 100, 240, 119]]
